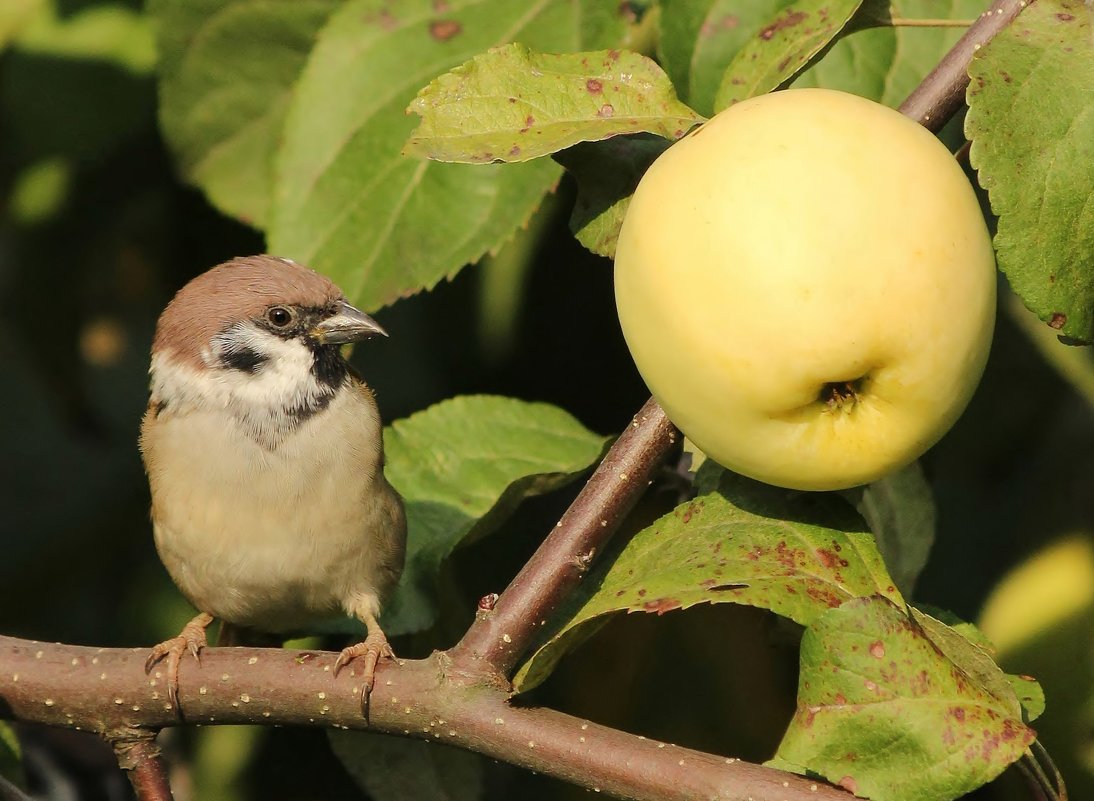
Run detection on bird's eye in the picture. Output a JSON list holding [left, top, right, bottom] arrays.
[[266, 306, 294, 328]]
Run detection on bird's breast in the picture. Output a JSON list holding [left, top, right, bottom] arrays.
[[142, 385, 402, 632]]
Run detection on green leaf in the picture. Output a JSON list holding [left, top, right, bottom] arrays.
[[842, 461, 935, 597], [792, 0, 991, 105], [329, 730, 484, 801], [513, 474, 903, 692], [911, 607, 1023, 717], [773, 596, 1035, 801], [914, 604, 998, 651], [405, 44, 702, 164], [12, 1, 155, 71], [967, 0, 1094, 343], [151, 0, 339, 228], [1006, 673, 1046, 723], [906, 605, 1044, 721], [0, 721, 24, 791], [268, 0, 620, 313], [713, 0, 864, 111], [658, 0, 797, 116], [382, 395, 608, 635], [554, 133, 670, 258], [0, 0, 37, 50]]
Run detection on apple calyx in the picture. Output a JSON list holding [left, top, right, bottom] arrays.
[[820, 378, 864, 412]]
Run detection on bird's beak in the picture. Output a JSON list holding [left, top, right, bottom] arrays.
[[312, 302, 388, 344]]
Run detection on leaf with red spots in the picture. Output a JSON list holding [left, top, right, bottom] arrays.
[[405, 43, 704, 164], [513, 474, 903, 692], [772, 596, 1036, 801], [967, 0, 1094, 342], [713, 0, 863, 110], [907, 605, 1046, 723]]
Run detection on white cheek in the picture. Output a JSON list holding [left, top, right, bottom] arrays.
[[206, 326, 324, 411], [151, 324, 337, 446]]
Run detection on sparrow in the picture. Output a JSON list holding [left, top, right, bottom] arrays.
[[140, 255, 406, 712]]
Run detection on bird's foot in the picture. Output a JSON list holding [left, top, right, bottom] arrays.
[[145, 612, 214, 711], [333, 629, 395, 717]]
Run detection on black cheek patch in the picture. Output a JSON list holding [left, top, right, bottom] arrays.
[[219, 346, 269, 374]]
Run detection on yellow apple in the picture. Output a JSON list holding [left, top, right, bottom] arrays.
[[614, 88, 996, 491]]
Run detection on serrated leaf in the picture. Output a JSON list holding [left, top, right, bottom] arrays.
[[381, 395, 608, 635], [405, 44, 702, 164], [329, 730, 484, 801], [773, 596, 1035, 801], [967, 0, 1094, 342], [514, 474, 902, 692], [554, 133, 670, 258], [151, 0, 339, 228], [658, 0, 797, 117], [268, 0, 621, 313], [713, 0, 863, 111], [843, 461, 935, 596], [792, 0, 1001, 106]]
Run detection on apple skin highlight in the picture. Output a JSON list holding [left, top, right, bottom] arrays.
[[614, 88, 997, 491]]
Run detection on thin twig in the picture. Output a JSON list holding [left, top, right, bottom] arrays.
[[113, 735, 173, 801], [1028, 742, 1069, 801], [1015, 757, 1052, 801], [0, 637, 851, 801], [448, 397, 679, 677], [898, 0, 1028, 132]]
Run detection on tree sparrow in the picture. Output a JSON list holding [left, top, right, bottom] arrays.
[[140, 255, 406, 712]]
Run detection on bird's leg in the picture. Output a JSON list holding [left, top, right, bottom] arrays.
[[334, 600, 395, 716], [145, 611, 214, 710]]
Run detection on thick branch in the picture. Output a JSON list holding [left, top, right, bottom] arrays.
[[898, 0, 1028, 131], [0, 637, 849, 801], [449, 397, 679, 677]]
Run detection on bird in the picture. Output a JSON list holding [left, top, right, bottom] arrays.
[[139, 254, 406, 713]]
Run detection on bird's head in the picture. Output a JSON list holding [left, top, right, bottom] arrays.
[[149, 255, 386, 430]]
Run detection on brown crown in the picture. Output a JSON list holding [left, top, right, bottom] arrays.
[[152, 255, 345, 367]]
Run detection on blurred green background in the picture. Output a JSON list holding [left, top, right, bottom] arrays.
[[0, 1, 1090, 799]]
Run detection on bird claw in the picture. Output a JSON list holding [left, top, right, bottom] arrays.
[[333, 631, 395, 717], [145, 612, 214, 711]]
